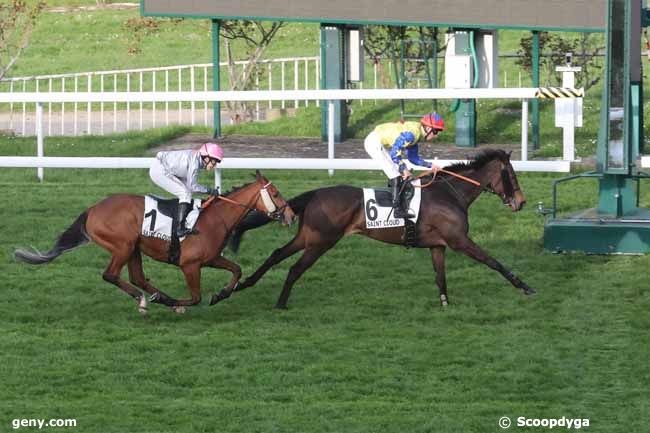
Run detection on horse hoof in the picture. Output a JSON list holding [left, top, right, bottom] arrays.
[[232, 281, 241, 292], [172, 306, 186, 314], [524, 287, 537, 296], [138, 307, 148, 316], [274, 303, 288, 310], [209, 294, 221, 306]]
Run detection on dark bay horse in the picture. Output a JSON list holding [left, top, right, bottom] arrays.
[[223, 149, 535, 309], [14, 170, 295, 314]]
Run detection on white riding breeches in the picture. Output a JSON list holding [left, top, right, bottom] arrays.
[[149, 159, 192, 203], [364, 130, 400, 179]]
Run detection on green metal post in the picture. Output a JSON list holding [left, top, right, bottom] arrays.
[[532, 31, 540, 150], [211, 19, 221, 138], [320, 25, 346, 142]]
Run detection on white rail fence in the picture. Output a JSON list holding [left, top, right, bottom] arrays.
[[0, 54, 542, 138], [0, 88, 574, 183], [0, 57, 321, 136]]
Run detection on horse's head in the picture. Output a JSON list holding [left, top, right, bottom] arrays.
[[253, 170, 296, 225], [484, 150, 526, 212]]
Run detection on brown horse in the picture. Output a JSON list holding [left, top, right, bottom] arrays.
[[14, 170, 295, 314], [224, 149, 535, 309]]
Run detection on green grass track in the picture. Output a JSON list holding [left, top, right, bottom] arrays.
[[1, 135, 649, 432]]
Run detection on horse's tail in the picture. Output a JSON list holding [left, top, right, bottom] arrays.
[[228, 189, 319, 253], [14, 211, 90, 265]]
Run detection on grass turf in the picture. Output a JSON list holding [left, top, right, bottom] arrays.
[[1, 134, 650, 432]]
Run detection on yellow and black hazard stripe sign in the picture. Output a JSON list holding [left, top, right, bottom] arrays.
[[535, 87, 584, 98]]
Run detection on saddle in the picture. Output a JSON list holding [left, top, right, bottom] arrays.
[[142, 195, 203, 265], [361, 181, 419, 248]]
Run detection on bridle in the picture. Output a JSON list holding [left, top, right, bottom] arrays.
[[201, 181, 287, 221]]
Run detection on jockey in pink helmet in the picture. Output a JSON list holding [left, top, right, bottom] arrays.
[[149, 142, 224, 238]]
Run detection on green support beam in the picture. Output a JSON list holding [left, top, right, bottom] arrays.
[[532, 31, 540, 150]]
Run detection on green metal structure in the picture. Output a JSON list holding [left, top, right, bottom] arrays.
[[543, 0, 650, 253]]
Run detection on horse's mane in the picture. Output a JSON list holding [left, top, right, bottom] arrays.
[[444, 148, 510, 173]]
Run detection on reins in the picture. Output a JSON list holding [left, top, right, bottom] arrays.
[[200, 181, 285, 218], [413, 168, 481, 189]]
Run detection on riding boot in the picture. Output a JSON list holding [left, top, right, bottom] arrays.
[[390, 177, 414, 219], [176, 202, 198, 238]]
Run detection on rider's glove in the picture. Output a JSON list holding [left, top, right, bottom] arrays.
[[207, 187, 220, 197]]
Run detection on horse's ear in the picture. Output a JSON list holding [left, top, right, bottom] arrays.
[[255, 170, 262, 181], [507, 150, 513, 158]]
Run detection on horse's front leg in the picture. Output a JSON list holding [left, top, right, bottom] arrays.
[[451, 237, 536, 295], [429, 246, 449, 306], [207, 255, 242, 306]]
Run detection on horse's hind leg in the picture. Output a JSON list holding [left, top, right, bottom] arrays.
[[430, 246, 449, 306], [170, 263, 203, 312], [276, 242, 337, 309], [451, 236, 536, 295], [127, 249, 178, 307], [102, 254, 148, 315], [205, 256, 242, 305], [238, 234, 305, 291]]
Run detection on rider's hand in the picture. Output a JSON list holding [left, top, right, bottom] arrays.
[[207, 187, 220, 197], [430, 164, 442, 173], [402, 170, 412, 180]]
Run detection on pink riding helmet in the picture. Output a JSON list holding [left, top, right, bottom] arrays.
[[199, 142, 224, 161]]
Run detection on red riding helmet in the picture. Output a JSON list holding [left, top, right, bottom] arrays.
[[421, 112, 445, 131]]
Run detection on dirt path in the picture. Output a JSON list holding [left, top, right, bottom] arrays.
[[154, 132, 528, 161]]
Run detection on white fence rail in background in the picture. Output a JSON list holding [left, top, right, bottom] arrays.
[[0, 87, 575, 183], [0, 54, 543, 138], [0, 57, 320, 137]]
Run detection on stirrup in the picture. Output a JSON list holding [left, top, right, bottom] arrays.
[[176, 226, 198, 238]]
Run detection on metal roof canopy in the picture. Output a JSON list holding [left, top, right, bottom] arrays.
[[141, 0, 606, 32]]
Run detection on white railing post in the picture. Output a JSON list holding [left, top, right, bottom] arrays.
[[73, 75, 78, 136], [521, 99, 529, 161], [22, 79, 26, 136], [113, 74, 117, 132], [87, 74, 92, 135], [139, 71, 144, 130], [36, 102, 44, 181], [48, 78, 52, 136], [294, 59, 299, 108], [190, 65, 195, 126], [268, 62, 273, 110], [9, 80, 14, 131], [281, 61, 286, 110], [126, 73, 130, 131], [153, 70, 157, 128], [304, 58, 309, 107], [203, 66, 208, 126], [61, 77, 65, 135], [178, 68, 182, 123], [100, 74, 104, 135], [165, 70, 169, 125]]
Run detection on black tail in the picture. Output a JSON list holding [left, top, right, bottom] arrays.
[[228, 189, 319, 253], [14, 211, 90, 265]]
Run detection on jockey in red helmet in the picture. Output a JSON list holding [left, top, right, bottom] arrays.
[[363, 112, 444, 218], [149, 142, 224, 237]]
